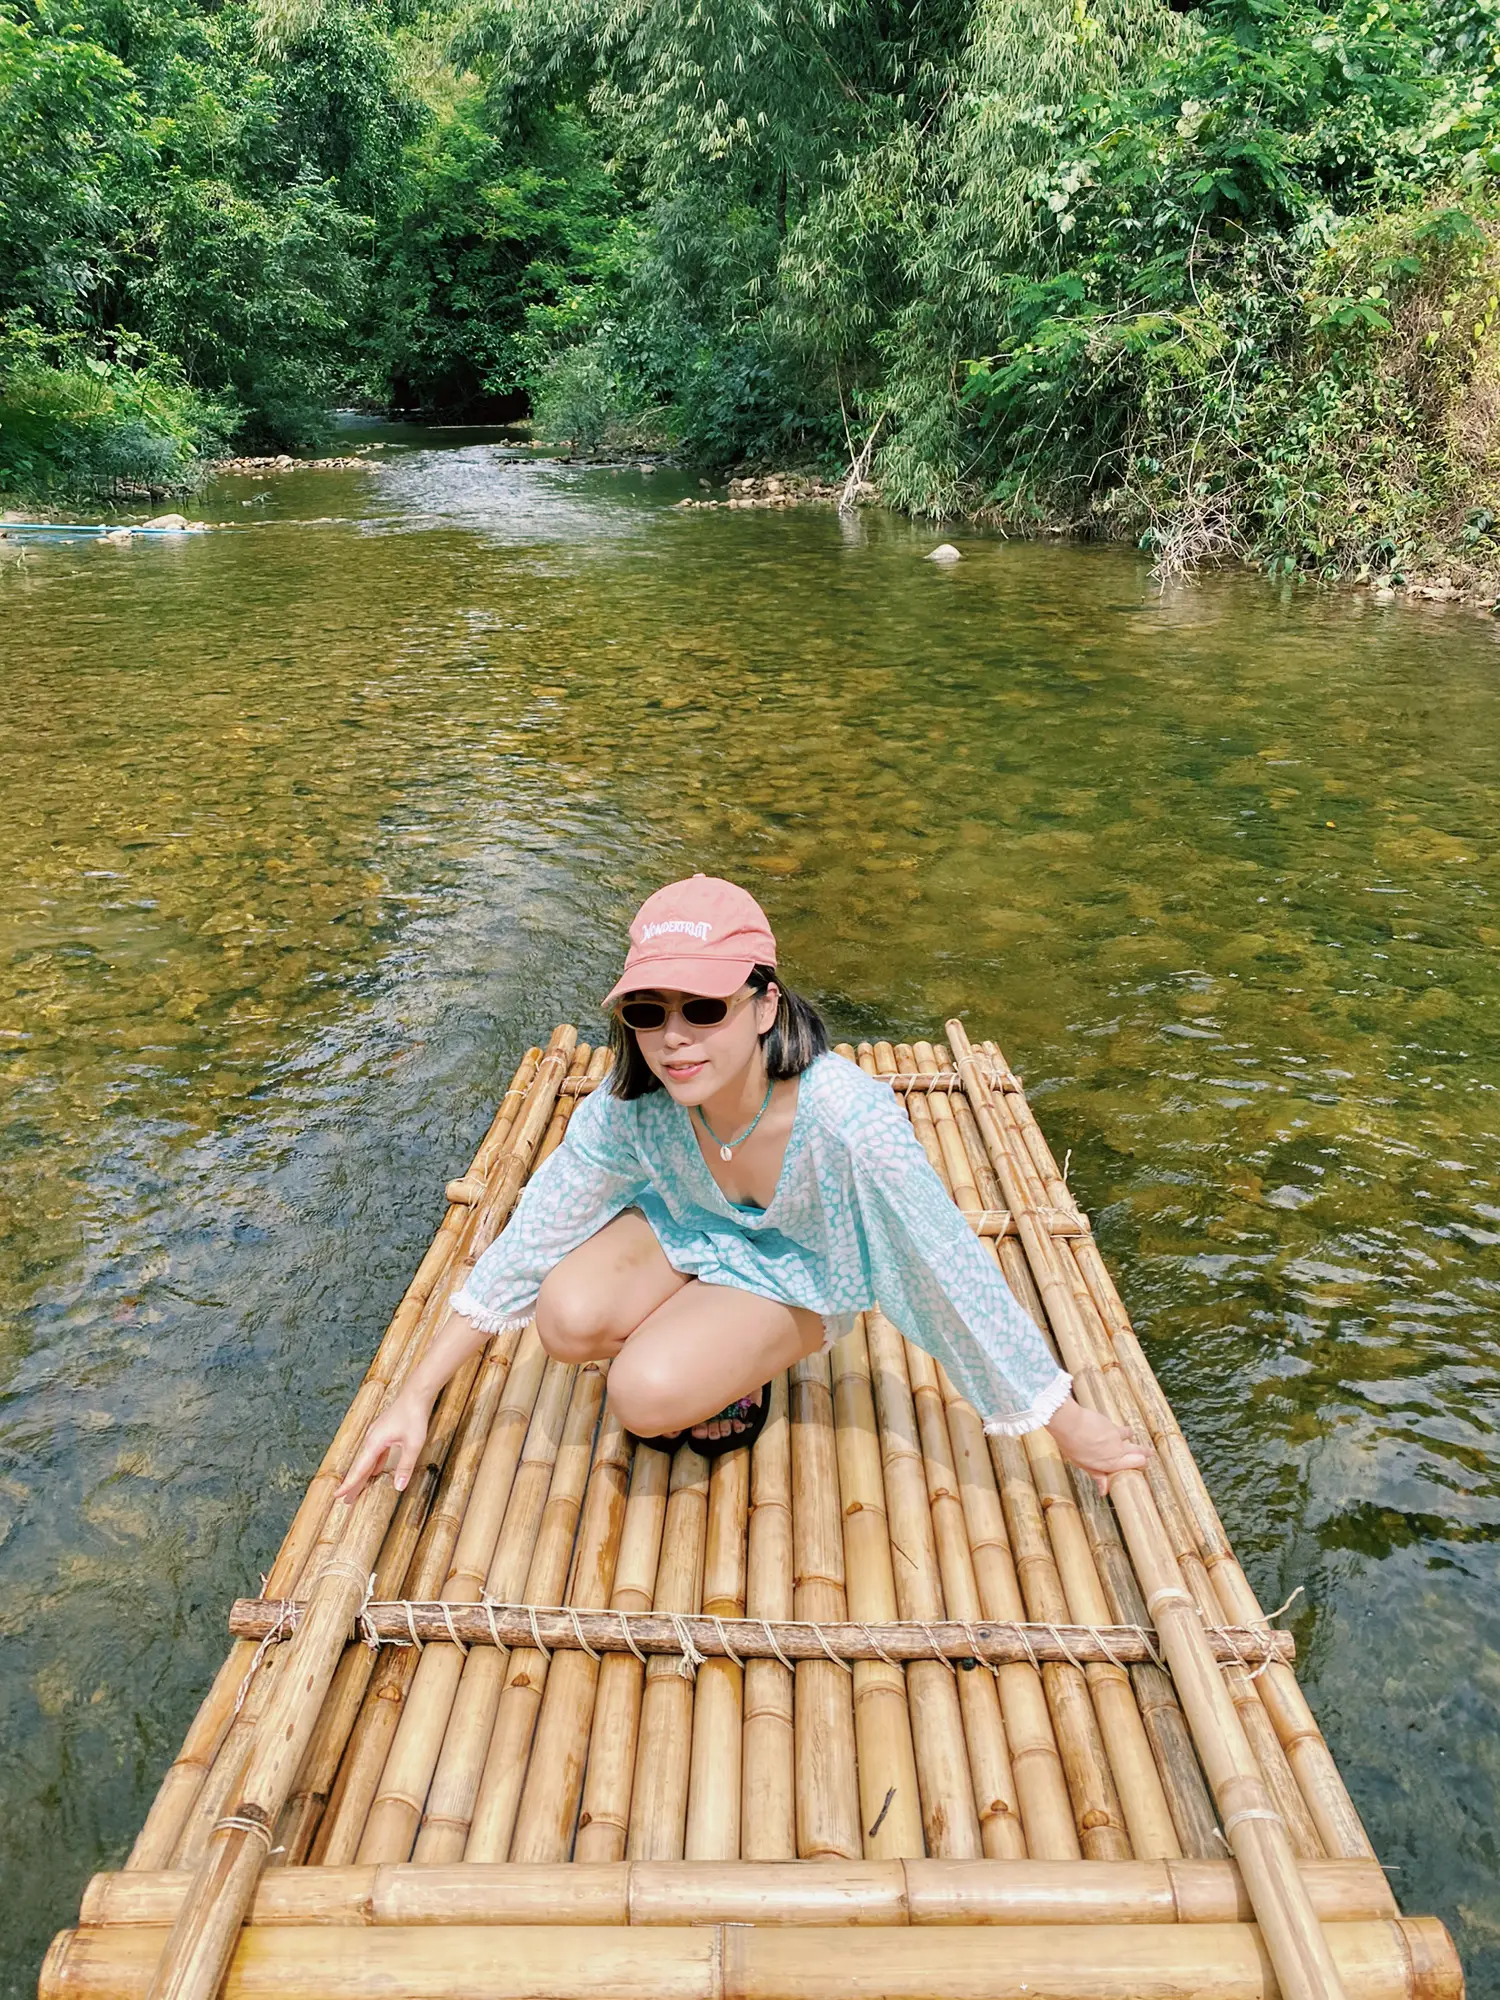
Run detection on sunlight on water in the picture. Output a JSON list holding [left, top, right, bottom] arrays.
[[2, 432, 1498, 1990]]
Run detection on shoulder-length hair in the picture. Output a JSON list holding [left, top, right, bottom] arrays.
[[606, 965, 828, 1100]]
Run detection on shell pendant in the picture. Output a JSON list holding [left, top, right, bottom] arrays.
[[719, 1144, 734, 1162]]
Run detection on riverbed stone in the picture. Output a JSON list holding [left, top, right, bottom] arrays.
[[925, 542, 962, 562]]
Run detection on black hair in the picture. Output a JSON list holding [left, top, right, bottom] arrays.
[[606, 965, 829, 1100]]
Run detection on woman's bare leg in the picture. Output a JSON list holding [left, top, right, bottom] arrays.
[[605, 1282, 825, 1441], [536, 1212, 824, 1440], [535, 1210, 688, 1362]]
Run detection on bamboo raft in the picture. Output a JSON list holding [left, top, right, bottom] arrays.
[[42, 1024, 1464, 2000]]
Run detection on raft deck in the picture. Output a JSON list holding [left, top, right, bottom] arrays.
[[42, 1025, 1463, 2000]]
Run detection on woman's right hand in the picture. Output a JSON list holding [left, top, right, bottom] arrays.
[[335, 1387, 433, 1505]]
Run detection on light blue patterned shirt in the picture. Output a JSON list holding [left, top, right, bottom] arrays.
[[452, 1051, 1071, 1434]]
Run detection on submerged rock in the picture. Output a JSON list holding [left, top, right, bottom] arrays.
[[924, 542, 962, 563]]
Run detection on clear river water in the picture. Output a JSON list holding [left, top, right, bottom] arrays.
[[2, 426, 1497, 1993]]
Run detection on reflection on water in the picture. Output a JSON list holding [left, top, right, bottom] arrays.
[[3, 437, 1498, 1990]]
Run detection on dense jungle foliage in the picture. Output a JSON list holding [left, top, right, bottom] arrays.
[[6, 0, 1500, 575]]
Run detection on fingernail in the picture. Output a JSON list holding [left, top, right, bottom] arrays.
[[395, 1474, 407, 1491]]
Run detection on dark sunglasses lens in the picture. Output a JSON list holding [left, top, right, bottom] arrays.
[[621, 1001, 667, 1030], [681, 997, 731, 1025]]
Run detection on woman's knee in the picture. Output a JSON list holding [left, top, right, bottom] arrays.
[[535, 1270, 613, 1363], [605, 1349, 688, 1436]]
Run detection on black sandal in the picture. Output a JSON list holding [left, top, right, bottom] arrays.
[[631, 1385, 772, 1460]]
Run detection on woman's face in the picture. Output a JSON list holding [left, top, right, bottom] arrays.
[[627, 984, 780, 1104]]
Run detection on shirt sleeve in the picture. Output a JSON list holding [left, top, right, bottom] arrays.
[[848, 1079, 1072, 1434], [450, 1083, 650, 1333]]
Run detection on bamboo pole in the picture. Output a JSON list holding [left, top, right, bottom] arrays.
[[972, 1053, 1322, 1870], [464, 1361, 609, 1859], [574, 1443, 673, 1861], [741, 1375, 796, 1860], [275, 1329, 517, 1864], [1068, 1466, 1221, 1859], [684, 1443, 751, 1859], [948, 1021, 1351, 2000], [981, 1033, 1369, 1861], [563, 1069, 983, 1097], [1070, 1223, 1373, 1861], [829, 1319, 926, 1859], [508, 1413, 634, 1861], [788, 1352, 863, 1861], [306, 1358, 513, 1863], [628, 1445, 711, 1859], [40, 1917, 1465, 2000], [886, 1040, 1123, 1863], [126, 1050, 544, 1873], [1022, 1423, 1181, 1859], [983, 1070, 1325, 1862], [863, 1042, 984, 1860], [411, 1356, 579, 1862], [79, 1856, 1402, 1930], [228, 1599, 1293, 1670], [940, 1390, 1082, 1860], [138, 1030, 577, 2000], [863, 1308, 983, 1859], [350, 1330, 552, 1864], [903, 1339, 1027, 1860], [906, 1042, 1077, 1864]]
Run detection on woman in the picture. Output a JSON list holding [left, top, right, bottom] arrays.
[[338, 875, 1145, 1501]]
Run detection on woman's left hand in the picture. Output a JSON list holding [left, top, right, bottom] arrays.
[[1046, 1395, 1150, 1495]]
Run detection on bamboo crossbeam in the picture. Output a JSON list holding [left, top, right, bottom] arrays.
[[558, 1069, 987, 1099], [40, 1918, 1464, 2000], [443, 1177, 1083, 1241], [78, 1857, 1402, 1930], [227, 1598, 1295, 1668]]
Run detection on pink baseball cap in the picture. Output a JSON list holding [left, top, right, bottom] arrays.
[[603, 875, 777, 1006]]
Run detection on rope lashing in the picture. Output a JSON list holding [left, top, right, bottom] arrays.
[[809, 1620, 854, 1676], [439, 1601, 469, 1656], [858, 1622, 903, 1669], [525, 1605, 552, 1662], [758, 1618, 798, 1674], [568, 1607, 602, 1662], [213, 1814, 274, 1849], [669, 1612, 707, 1679], [711, 1617, 745, 1669], [1222, 1805, 1287, 1837], [616, 1608, 649, 1665], [920, 1623, 957, 1674], [225, 1596, 1296, 1670]]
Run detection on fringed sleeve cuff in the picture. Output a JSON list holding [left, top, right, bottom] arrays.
[[982, 1368, 1073, 1438], [449, 1290, 537, 1336]]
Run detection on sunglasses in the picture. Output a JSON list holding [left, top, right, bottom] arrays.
[[617, 990, 753, 1032]]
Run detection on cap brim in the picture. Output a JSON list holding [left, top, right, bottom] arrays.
[[602, 956, 756, 1009]]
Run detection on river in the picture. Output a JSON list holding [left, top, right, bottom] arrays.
[[2, 427, 1497, 1992]]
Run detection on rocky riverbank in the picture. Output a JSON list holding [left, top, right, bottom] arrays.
[[211, 452, 379, 473], [674, 472, 879, 512]]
